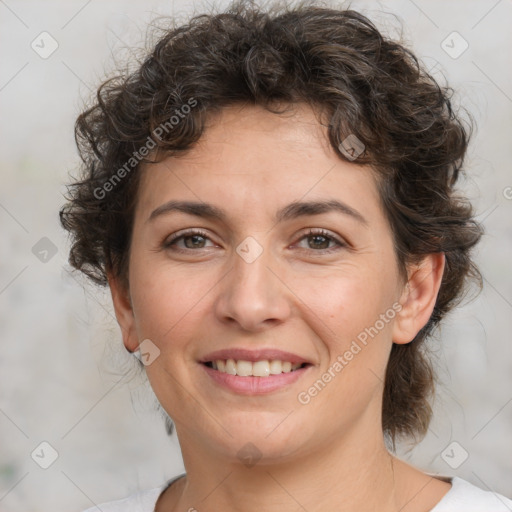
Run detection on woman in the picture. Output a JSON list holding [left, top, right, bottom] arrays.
[[59, 1, 512, 510]]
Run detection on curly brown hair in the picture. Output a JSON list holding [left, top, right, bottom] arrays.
[[59, 0, 483, 448]]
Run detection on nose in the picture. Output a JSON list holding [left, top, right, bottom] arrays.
[[214, 240, 292, 332]]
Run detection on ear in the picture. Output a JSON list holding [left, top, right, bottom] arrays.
[[107, 272, 140, 353], [392, 253, 445, 344]]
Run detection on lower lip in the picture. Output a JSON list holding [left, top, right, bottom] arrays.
[[200, 363, 312, 395]]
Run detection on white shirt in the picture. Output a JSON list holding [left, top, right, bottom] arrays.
[[82, 474, 512, 511]]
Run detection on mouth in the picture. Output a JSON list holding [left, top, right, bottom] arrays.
[[199, 359, 314, 395], [201, 359, 312, 377]]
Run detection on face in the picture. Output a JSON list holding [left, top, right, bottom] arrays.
[[110, 103, 441, 463]]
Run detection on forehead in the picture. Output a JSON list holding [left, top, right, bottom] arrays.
[[135, 103, 381, 222], [200, 102, 328, 146]]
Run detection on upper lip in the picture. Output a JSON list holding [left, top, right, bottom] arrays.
[[199, 348, 313, 365]]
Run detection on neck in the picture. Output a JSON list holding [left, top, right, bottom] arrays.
[[163, 424, 405, 512]]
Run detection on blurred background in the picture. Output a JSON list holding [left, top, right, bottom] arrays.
[[0, 0, 511, 510]]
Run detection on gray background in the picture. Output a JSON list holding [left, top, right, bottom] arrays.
[[0, 0, 511, 510]]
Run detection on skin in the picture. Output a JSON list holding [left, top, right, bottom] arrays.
[[109, 103, 451, 512]]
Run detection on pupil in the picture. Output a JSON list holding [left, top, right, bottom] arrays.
[[310, 235, 328, 249], [186, 235, 205, 248]]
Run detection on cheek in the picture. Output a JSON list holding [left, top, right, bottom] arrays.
[[295, 264, 397, 341], [129, 264, 207, 401], [129, 260, 204, 347], [291, 264, 399, 410], [294, 272, 397, 424]]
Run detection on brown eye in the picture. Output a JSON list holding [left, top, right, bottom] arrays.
[[306, 234, 331, 250], [295, 229, 346, 253], [163, 230, 214, 251]]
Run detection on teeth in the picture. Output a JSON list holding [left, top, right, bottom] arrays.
[[210, 359, 304, 377], [269, 360, 282, 375], [225, 359, 237, 375], [253, 360, 270, 377], [236, 360, 253, 377]]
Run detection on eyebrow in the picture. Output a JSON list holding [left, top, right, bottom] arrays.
[[147, 199, 368, 226]]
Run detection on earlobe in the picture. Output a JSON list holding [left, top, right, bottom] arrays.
[[107, 272, 140, 353], [392, 253, 445, 345]]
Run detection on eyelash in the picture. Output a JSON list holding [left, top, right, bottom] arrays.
[[162, 228, 347, 254]]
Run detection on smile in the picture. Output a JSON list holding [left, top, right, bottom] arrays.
[[201, 359, 313, 395], [204, 359, 310, 376]]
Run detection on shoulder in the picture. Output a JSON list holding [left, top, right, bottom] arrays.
[[81, 485, 165, 512], [431, 476, 512, 512], [80, 473, 185, 511]]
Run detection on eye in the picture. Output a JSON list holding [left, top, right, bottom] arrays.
[[295, 228, 347, 253], [162, 229, 216, 251], [161, 228, 347, 254]]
